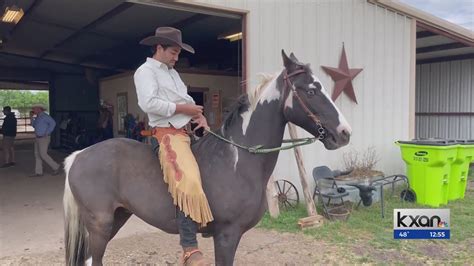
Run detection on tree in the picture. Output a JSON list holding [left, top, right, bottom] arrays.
[[0, 90, 49, 116]]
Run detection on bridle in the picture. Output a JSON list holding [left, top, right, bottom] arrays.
[[204, 68, 327, 154], [283, 68, 326, 140]]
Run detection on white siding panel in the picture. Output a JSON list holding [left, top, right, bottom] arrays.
[[416, 59, 474, 139], [460, 60, 471, 113], [193, 0, 413, 189], [429, 63, 440, 136], [339, 0, 351, 133], [361, 1, 373, 149], [461, 60, 473, 139], [402, 16, 411, 141], [415, 65, 421, 113], [353, 0, 366, 147], [472, 63, 474, 138]]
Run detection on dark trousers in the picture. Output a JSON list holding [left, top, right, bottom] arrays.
[[177, 209, 198, 247]]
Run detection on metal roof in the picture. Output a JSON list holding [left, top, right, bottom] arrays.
[[370, 0, 474, 64], [0, 0, 242, 74]]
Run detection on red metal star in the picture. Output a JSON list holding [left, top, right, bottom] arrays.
[[321, 46, 363, 104]]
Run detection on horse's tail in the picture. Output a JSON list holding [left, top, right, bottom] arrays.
[[63, 150, 89, 266]]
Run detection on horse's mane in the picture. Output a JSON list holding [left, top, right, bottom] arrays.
[[222, 73, 277, 132], [248, 73, 276, 108]]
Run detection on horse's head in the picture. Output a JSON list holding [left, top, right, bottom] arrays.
[[280, 50, 351, 150]]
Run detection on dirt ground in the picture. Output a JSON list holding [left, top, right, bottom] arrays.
[[1, 229, 348, 265], [3, 141, 471, 265], [0, 141, 349, 265]]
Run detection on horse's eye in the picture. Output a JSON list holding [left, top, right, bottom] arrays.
[[313, 82, 322, 90], [307, 89, 316, 96]]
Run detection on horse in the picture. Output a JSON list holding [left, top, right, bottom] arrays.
[[63, 50, 352, 266]]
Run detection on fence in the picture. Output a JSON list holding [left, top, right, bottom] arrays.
[[0, 116, 34, 133]]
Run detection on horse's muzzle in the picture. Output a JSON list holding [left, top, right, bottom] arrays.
[[321, 130, 350, 150]]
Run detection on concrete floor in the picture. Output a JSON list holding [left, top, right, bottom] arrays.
[[0, 139, 156, 257]]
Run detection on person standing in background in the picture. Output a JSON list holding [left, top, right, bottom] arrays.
[[1, 106, 17, 168], [30, 103, 60, 177], [97, 106, 113, 141]]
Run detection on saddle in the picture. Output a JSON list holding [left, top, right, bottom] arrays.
[[141, 124, 214, 226]]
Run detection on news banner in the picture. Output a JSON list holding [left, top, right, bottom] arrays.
[[393, 209, 450, 239]]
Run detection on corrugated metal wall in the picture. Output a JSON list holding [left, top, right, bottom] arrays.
[[193, 0, 413, 187], [416, 59, 474, 139]]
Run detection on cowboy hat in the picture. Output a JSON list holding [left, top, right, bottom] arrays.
[[31, 103, 46, 110], [140, 27, 195, 54]]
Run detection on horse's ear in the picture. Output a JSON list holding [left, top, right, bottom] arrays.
[[282, 49, 295, 69], [289, 52, 299, 63]]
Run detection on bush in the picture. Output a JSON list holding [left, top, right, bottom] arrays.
[[339, 147, 383, 179]]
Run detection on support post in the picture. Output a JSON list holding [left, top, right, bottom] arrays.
[[288, 123, 324, 228], [266, 175, 280, 218]]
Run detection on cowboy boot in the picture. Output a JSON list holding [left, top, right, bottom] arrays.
[[182, 247, 209, 266], [177, 211, 210, 265]]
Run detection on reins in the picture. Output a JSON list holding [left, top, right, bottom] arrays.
[[205, 129, 316, 154]]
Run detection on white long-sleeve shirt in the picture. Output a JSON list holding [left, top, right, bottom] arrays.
[[134, 57, 195, 129]]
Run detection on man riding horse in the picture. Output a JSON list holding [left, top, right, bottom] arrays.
[[134, 26, 212, 265], [63, 37, 351, 265]]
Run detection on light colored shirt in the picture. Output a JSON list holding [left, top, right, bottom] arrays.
[[32, 112, 56, 137], [134, 57, 195, 129]]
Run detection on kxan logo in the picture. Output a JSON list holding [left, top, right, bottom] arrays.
[[393, 209, 450, 239]]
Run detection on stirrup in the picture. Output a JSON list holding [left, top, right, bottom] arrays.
[[182, 248, 203, 265]]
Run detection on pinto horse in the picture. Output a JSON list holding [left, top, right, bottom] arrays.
[[63, 51, 351, 266]]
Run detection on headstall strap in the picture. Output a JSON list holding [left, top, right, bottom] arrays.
[[283, 69, 326, 140]]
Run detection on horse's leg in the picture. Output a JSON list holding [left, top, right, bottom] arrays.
[[109, 208, 132, 240], [213, 226, 243, 266], [85, 214, 114, 266]]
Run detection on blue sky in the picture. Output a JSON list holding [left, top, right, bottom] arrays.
[[399, 0, 474, 31]]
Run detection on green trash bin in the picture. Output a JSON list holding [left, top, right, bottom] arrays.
[[396, 140, 457, 207], [449, 140, 474, 200]]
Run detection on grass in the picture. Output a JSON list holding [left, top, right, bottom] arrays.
[[258, 175, 474, 263]]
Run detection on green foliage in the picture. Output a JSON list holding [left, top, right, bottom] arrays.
[[258, 206, 306, 233], [0, 90, 49, 116]]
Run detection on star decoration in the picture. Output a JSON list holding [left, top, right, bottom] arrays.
[[321, 45, 363, 104]]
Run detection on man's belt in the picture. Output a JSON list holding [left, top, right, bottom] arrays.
[[141, 124, 192, 137], [140, 130, 153, 137]]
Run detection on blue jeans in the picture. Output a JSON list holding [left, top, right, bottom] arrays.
[[177, 209, 198, 247]]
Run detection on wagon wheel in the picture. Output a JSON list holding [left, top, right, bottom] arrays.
[[274, 179, 300, 209]]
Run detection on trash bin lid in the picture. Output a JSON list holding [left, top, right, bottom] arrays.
[[397, 138, 456, 146]]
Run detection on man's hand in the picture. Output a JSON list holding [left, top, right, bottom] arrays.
[[191, 113, 210, 133], [175, 104, 203, 116]]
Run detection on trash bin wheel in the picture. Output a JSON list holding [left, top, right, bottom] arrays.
[[401, 189, 416, 202]]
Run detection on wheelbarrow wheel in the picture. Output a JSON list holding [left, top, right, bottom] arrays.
[[401, 189, 416, 202], [275, 179, 300, 209]]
